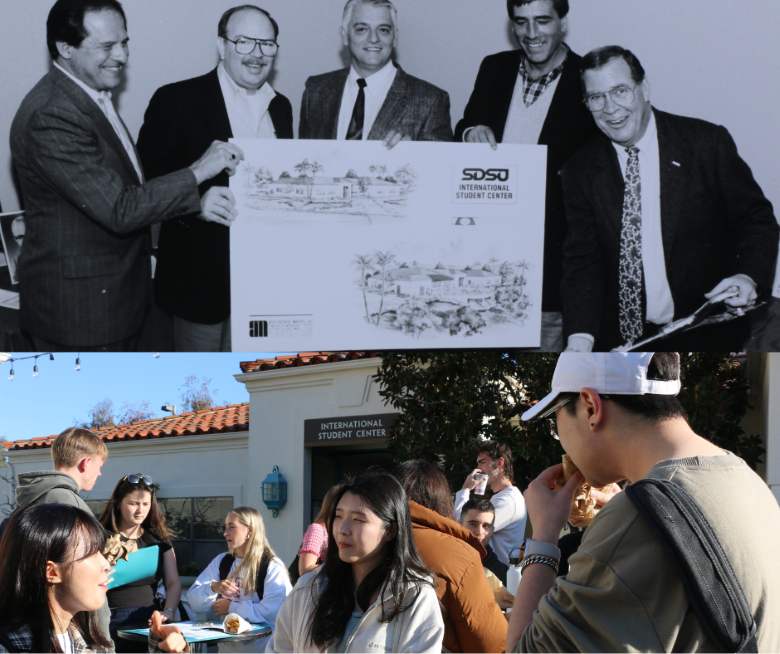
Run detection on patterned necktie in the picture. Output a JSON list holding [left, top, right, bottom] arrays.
[[618, 146, 643, 345], [97, 92, 144, 182], [346, 78, 367, 140]]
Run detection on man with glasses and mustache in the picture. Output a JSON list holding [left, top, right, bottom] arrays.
[[299, 0, 452, 147], [455, 0, 600, 351], [560, 46, 778, 352], [137, 4, 293, 352]]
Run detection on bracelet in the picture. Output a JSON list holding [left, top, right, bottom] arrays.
[[521, 555, 559, 575]]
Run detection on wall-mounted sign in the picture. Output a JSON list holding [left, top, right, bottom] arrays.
[[304, 413, 399, 447]]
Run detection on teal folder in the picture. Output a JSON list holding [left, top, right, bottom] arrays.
[[107, 545, 159, 589]]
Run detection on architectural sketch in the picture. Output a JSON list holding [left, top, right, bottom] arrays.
[[239, 159, 417, 223], [353, 252, 531, 338]]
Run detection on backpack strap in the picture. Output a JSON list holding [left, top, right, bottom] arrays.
[[219, 553, 235, 581], [625, 478, 758, 653], [219, 552, 271, 600], [256, 555, 271, 600]]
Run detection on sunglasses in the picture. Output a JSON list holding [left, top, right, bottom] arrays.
[[123, 474, 153, 486]]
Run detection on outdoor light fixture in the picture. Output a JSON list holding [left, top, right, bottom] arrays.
[[8, 367, 14, 381], [75, 355, 81, 371], [262, 466, 287, 518], [33, 365, 38, 378]]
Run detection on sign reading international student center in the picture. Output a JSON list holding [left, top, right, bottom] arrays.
[[304, 413, 400, 447]]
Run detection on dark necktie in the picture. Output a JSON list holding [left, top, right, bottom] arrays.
[[346, 78, 367, 141], [618, 146, 643, 345]]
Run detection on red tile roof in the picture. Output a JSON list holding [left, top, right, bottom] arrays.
[[239, 352, 382, 374], [4, 402, 250, 451]]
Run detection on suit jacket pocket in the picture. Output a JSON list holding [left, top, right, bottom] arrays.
[[61, 254, 122, 279]]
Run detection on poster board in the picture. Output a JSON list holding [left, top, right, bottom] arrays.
[[230, 140, 546, 351]]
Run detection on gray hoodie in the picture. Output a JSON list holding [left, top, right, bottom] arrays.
[[15, 470, 91, 512]]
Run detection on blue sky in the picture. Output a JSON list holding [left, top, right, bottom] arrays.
[[0, 352, 289, 442]]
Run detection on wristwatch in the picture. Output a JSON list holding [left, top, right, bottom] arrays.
[[523, 538, 561, 563]]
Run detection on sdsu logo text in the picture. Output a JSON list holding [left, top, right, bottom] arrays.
[[249, 320, 268, 337], [461, 168, 510, 182]]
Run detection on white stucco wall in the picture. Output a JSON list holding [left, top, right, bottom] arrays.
[[236, 357, 393, 565], [761, 353, 780, 505], [2, 431, 249, 511]]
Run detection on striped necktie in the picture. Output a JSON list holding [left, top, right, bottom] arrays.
[[346, 78, 367, 141]]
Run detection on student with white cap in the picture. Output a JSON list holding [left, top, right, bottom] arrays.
[[506, 352, 780, 653]]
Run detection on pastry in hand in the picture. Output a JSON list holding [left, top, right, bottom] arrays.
[[103, 533, 138, 565], [561, 454, 612, 527]]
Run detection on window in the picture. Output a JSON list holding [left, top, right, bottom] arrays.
[[158, 497, 233, 574]]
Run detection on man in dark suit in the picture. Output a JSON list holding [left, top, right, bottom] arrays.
[[137, 5, 293, 351], [455, 0, 600, 350], [299, 0, 452, 146], [561, 46, 778, 352], [10, 0, 241, 352]]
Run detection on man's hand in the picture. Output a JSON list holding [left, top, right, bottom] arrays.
[[200, 187, 237, 226], [189, 140, 244, 185], [590, 482, 622, 507], [150, 610, 188, 653], [382, 129, 412, 150], [464, 125, 497, 150], [461, 468, 483, 491], [524, 463, 584, 544], [214, 597, 233, 616], [705, 274, 757, 314], [565, 334, 595, 352]]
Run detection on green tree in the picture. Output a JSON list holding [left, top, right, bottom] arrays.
[[376, 352, 763, 494]]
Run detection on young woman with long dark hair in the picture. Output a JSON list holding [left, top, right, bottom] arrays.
[[268, 473, 444, 653], [98, 474, 181, 653], [0, 503, 187, 653]]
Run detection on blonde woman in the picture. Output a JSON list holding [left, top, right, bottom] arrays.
[[187, 507, 291, 652]]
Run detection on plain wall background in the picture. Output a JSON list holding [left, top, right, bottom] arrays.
[[1, 0, 778, 231]]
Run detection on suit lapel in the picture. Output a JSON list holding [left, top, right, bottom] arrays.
[[593, 137, 626, 237], [655, 109, 689, 257], [324, 69, 349, 139], [52, 69, 141, 184], [369, 64, 405, 140], [539, 53, 579, 145], [203, 68, 234, 142]]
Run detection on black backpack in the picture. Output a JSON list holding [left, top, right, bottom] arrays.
[[218, 553, 271, 600], [625, 478, 758, 653]]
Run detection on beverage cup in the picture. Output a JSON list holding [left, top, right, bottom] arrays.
[[473, 473, 489, 495]]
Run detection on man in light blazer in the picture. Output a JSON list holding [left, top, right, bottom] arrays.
[[10, 0, 241, 352], [299, 0, 452, 145], [137, 5, 293, 352], [560, 46, 778, 352]]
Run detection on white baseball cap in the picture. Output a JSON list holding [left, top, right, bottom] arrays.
[[521, 352, 681, 421]]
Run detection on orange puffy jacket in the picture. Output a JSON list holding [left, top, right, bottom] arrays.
[[409, 500, 507, 653]]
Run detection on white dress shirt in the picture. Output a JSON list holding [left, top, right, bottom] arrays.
[[217, 62, 278, 140], [336, 60, 397, 140], [54, 61, 143, 181], [612, 111, 675, 326]]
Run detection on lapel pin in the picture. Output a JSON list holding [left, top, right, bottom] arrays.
[[672, 161, 681, 167]]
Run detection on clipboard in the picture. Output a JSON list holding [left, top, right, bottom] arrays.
[[107, 545, 159, 589]]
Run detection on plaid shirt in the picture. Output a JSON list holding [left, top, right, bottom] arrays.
[[519, 43, 569, 107], [0, 624, 185, 653]]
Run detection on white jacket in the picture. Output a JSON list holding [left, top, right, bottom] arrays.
[[187, 552, 291, 626], [266, 570, 444, 653]]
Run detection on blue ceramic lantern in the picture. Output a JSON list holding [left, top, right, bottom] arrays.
[[262, 466, 287, 517]]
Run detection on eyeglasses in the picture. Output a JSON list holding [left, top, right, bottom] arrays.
[[540, 396, 573, 440], [123, 474, 153, 487], [584, 84, 638, 112], [223, 36, 279, 57]]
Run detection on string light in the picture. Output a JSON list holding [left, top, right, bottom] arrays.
[[1, 353, 55, 381], [75, 354, 81, 372]]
